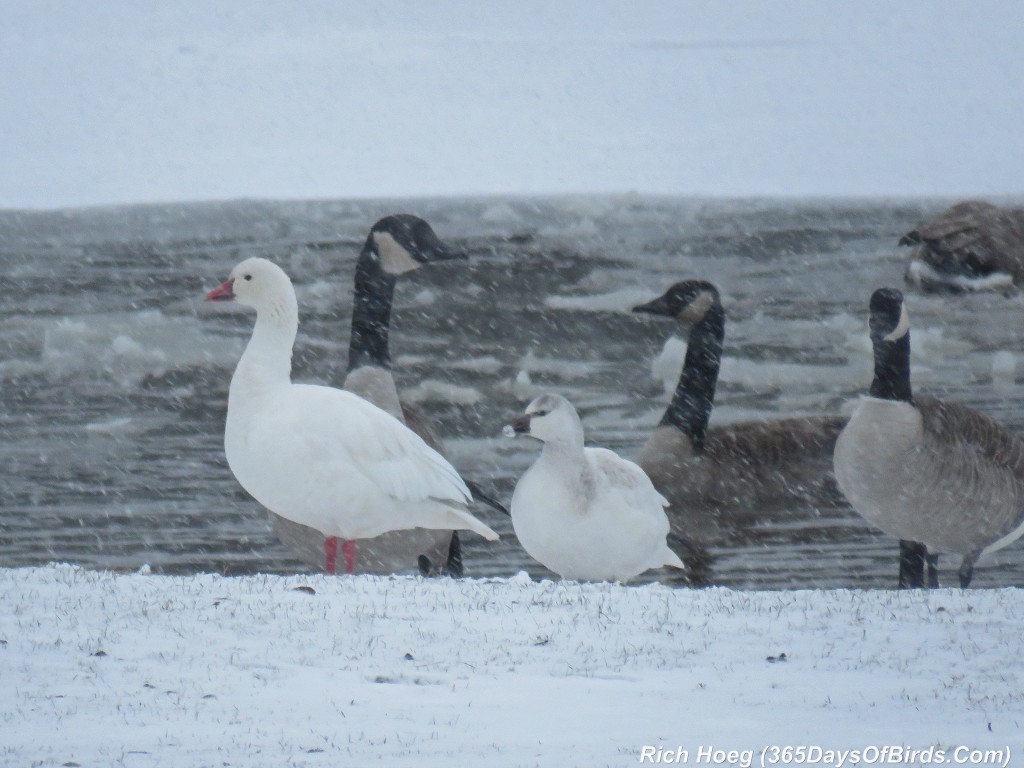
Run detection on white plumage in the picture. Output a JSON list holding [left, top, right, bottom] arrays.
[[505, 393, 683, 582], [208, 257, 499, 545]]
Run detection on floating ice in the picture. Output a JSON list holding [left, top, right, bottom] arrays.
[[85, 417, 138, 436], [992, 350, 1016, 389], [403, 379, 483, 406], [449, 355, 505, 375], [517, 349, 607, 379], [31, 310, 236, 386], [411, 288, 436, 306], [480, 202, 522, 223], [544, 287, 654, 313]]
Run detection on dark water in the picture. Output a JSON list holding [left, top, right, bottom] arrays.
[[3, 195, 1024, 589]]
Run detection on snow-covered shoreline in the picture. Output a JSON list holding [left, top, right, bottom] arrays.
[[1, 565, 1020, 766]]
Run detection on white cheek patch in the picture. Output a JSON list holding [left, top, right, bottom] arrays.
[[680, 290, 715, 324], [373, 231, 421, 275], [882, 304, 910, 342]]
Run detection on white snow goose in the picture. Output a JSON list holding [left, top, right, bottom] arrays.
[[206, 256, 499, 574], [632, 281, 847, 585], [503, 393, 683, 582], [267, 214, 505, 577], [833, 287, 1024, 587]]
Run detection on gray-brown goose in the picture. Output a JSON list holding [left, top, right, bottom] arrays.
[[902, 200, 1024, 292], [270, 215, 505, 577], [632, 281, 847, 584], [833, 287, 1024, 587]]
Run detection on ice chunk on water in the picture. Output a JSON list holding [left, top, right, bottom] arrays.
[[544, 287, 653, 313], [992, 350, 1016, 390], [403, 379, 482, 406], [85, 417, 137, 435], [411, 288, 436, 307], [480, 202, 521, 223], [449, 355, 505, 375], [33, 309, 240, 386]]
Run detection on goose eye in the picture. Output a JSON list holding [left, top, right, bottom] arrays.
[[532, 409, 550, 418], [244, 274, 252, 281]]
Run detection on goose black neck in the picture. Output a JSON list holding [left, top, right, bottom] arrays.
[[347, 251, 397, 373], [662, 303, 724, 451], [870, 333, 913, 402]]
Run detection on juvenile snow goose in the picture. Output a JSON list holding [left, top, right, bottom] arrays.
[[632, 281, 847, 584], [268, 215, 504, 576], [206, 257, 499, 572], [503, 393, 683, 582], [833, 288, 1024, 588], [902, 201, 1024, 292]]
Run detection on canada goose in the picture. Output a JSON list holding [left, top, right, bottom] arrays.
[[632, 281, 847, 584], [205, 257, 499, 573], [503, 393, 683, 582], [269, 215, 507, 576], [833, 287, 1024, 588], [902, 200, 1024, 292]]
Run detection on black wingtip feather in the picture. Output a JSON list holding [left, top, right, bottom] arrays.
[[465, 480, 510, 516]]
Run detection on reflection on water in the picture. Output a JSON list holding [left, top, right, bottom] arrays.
[[2, 196, 1024, 588]]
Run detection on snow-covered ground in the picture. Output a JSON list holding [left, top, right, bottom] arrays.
[[1, 565, 1021, 766], [2, 1, 1023, 209]]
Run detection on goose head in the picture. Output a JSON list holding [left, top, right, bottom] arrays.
[[203, 259, 299, 342], [632, 280, 721, 326], [632, 280, 724, 447], [869, 287, 909, 343], [206, 257, 294, 309], [503, 393, 584, 447], [867, 287, 913, 402], [349, 215, 466, 374], [361, 214, 467, 276]]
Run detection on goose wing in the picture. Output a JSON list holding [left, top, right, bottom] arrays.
[[586, 447, 682, 571], [586, 447, 669, 511], [693, 415, 848, 510], [917, 396, 1024, 475], [916, 396, 1024, 544], [256, 383, 472, 506], [708, 414, 846, 467]]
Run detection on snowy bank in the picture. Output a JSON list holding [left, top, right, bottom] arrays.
[[0, 565, 1020, 766]]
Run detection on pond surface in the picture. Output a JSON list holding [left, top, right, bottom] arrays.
[[3, 196, 1023, 588]]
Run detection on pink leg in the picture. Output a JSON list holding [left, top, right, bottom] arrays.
[[323, 536, 339, 574], [342, 539, 357, 574]]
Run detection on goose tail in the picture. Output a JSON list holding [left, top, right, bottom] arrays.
[[660, 547, 686, 571], [437, 501, 500, 541]]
